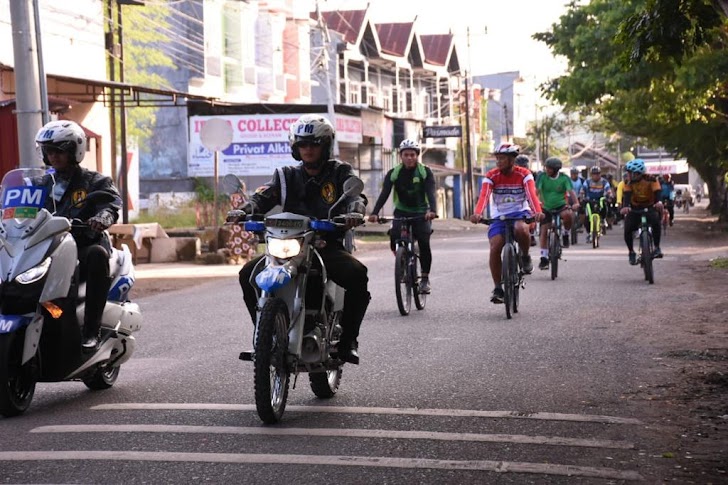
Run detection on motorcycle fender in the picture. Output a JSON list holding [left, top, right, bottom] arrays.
[[40, 234, 76, 301], [21, 314, 44, 365]]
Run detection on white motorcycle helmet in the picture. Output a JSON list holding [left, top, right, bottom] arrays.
[[289, 114, 335, 166], [35, 120, 87, 165]]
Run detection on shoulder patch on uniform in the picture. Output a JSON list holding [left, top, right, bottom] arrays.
[[321, 182, 336, 204]]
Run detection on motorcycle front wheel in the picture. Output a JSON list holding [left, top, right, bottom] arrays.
[[254, 298, 290, 424], [0, 332, 37, 417]]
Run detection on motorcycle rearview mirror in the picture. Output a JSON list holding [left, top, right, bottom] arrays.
[[327, 177, 364, 219], [222, 173, 245, 195]]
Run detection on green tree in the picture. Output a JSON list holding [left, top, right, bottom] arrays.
[[108, 1, 176, 148], [535, 0, 728, 217]]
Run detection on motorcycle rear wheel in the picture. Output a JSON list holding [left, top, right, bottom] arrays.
[[254, 298, 290, 424], [309, 367, 342, 398], [0, 332, 37, 417], [83, 364, 120, 390]]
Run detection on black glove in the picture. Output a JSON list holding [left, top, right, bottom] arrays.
[[87, 212, 115, 232], [226, 209, 246, 223]]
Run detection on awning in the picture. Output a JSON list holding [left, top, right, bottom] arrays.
[[644, 159, 689, 175], [0, 63, 217, 108]]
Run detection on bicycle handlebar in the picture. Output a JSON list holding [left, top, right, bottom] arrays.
[[478, 215, 535, 225], [376, 214, 438, 224]]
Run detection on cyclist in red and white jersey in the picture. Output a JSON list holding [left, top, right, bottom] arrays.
[[470, 144, 544, 304]]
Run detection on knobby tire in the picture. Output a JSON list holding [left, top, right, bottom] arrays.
[[253, 298, 290, 424]]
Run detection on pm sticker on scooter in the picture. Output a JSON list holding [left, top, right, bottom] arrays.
[[2, 186, 46, 219], [0, 315, 32, 333]]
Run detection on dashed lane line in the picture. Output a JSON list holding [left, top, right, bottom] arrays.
[[31, 424, 635, 450], [91, 403, 642, 425], [0, 451, 643, 481]]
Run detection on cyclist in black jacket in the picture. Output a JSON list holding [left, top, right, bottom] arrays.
[[228, 114, 369, 365], [368, 139, 437, 293]]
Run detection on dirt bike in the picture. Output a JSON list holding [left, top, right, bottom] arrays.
[[0, 167, 142, 417], [235, 177, 365, 424]]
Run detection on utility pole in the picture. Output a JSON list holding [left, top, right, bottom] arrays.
[[107, 0, 117, 181], [10, 0, 44, 167], [464, 75, 473, 216], [31, 0, 49, 125], [118, 2, 129, 224], [503, 102, 510, 142], [315, 0, 339, 158]]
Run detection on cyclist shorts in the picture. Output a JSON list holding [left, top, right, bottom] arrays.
[[488, 210, 531, 239], [540, 205, 567, 226]]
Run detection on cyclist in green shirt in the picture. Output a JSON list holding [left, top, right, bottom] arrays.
[[536, 157, 580, 270], [369, 139, 438, 293]]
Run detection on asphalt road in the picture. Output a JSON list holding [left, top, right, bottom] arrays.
[[0, 217, 722, 484]]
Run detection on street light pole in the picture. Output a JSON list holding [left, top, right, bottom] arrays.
[[464, 74, 473, 216]]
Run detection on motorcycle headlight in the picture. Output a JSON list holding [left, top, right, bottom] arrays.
[[15, 257, 51, 284], [267, 238, 302, 259]]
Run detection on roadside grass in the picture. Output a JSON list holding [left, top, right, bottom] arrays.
[[132, 207, 198, 229], [357, 232, 390, 242], [709, 257, 728, 269]]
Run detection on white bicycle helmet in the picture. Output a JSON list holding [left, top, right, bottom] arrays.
[[35, 120, 87, 164], [289, 114, 335, 163], [493, 143, 520, 156], [399, 138, 421, 154]]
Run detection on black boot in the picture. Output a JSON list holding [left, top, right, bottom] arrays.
[[82, 275, 112, 351], [338, 291, 370, 365]]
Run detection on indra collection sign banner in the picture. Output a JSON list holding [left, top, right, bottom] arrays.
[[188, 113, 363, 177]]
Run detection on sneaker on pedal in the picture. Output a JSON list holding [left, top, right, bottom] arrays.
[[520, 254, 533, 274], [538, 257, 549, 270], [490, 287, 504, 304], [652, 247, 664, 259], [562, 234, 570, 248], [530, 235, 537, 247], [586, 234, 592, 244], [628, 251, 637, 265], [419, 277, 431, 294]]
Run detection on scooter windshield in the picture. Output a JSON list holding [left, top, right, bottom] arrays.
[[0, 168, 52, 220]]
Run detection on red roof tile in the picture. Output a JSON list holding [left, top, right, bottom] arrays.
[[315, 9, 367, 45], [375, 22, 414, 57], [420, 34, 453, 66]]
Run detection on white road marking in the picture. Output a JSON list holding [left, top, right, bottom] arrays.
[[0, 451, 643, 481], [31, 424, 634, 450], [91, 403, 642, 425]]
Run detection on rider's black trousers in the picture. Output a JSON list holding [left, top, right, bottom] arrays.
[[78, 244, 112, 336], [239, 242, 370, 345], [389, 211, 433, 274], [623, 208, 661, 252]]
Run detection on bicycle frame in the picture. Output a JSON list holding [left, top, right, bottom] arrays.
[[585, 197, 605, 248], [635, 208, 656, 284], [546, 209, 564, 280], [380, 216, 427, 315]]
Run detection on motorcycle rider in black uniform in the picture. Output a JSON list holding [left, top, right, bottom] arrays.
[[228, 114, 370, 365], [34, 120, 122, 350]]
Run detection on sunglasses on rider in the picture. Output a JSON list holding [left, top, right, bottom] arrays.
[[296, 140, 322, 148]]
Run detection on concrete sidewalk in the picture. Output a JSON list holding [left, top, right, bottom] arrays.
[[133, 217, 478, 280]]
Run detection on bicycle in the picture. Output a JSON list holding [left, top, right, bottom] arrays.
[[378, 216, 428, 316], [660, 200, 670, 237], [481, 215, 534, 319], [633, 207, 657, 284], [545, 209, 566, 280], [584, 197, 606, 249]]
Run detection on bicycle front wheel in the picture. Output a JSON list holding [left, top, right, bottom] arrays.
[[502, 244, 516, 319], [394, 246, 412, 315], [549, 230, 559, 280], [591, 214, 600, 249], [640, 230, 654, 284]]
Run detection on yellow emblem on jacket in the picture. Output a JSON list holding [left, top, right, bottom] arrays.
[[72, 189, 87, 207], [321, 182, 336, 204]]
